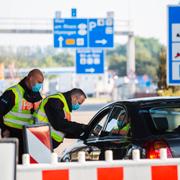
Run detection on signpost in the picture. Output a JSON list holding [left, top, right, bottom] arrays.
[[54, 18, 88, 48], [71, 8, 77, 17], [167, 5, 180, 85], [54, 18, 114, 48], [53, 13, 114, 74], [76, 49, 104, 74], [89, 18, 114, 48]]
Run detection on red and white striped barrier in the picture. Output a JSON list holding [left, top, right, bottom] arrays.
[[23, 124, 52, 164], [17, 149, 180, 180]]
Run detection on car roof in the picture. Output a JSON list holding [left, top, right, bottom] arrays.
[[111, 96, 180, 108], [94, 96, 180, 117]]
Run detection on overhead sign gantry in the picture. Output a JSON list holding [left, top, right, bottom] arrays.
[[53, 18, 114, 48]]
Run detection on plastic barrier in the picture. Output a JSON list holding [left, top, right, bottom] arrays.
[[0, 138, 17, 180], [23, 124, 52, 164], [17, 149, 180, 180]]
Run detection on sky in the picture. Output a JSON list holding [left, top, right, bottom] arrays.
[[0, 0, 179, 46]]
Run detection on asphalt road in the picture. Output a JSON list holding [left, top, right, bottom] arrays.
[[78, 103, 106, 111]]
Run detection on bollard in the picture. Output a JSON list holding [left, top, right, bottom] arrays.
[[105, 150, 113, 162], [132, 149, 140, 160], [22, 153, 30, 165], [160, 148, 167, 160], [78, 151, 85, 163], [51, 152, 58, 164]]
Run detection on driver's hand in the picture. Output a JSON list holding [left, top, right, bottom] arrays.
[[111, 129, 119, 134], [2, 129, 11, 137]]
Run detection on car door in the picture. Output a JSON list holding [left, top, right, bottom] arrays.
[[85, 104, 132, 160], [62, 105, 112, 161]]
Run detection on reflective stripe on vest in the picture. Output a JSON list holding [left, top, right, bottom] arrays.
[[50, 126, 65, 142], [3, 84, 37, 129], [34, 93, 71, 142]]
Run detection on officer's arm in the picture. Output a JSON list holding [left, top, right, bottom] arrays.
[[0, 90, 15, 127], [44, 98, 87, 138]]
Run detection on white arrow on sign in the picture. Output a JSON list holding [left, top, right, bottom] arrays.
[[85, 68, 95, 73], [95, 39, 107, 45], [58, 36, 64, 47]]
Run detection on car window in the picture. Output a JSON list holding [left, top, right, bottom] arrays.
[[149, 106, 180, 132], [89, 107, 111, 137], [103, 106, 129, 136]]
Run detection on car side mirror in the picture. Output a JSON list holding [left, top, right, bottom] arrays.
[[92, 124, 103, 136]]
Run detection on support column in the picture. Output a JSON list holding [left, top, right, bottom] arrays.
[[127, 33, 135, 77], [127, 33, 136, 98]]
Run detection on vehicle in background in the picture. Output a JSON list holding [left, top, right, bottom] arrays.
[[59, 97, 180, 161]]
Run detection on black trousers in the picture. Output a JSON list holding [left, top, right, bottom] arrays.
[[1, 125, 24, 164]]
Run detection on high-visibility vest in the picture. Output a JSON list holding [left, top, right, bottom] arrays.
[[119, 123, 130, 135], [3, 84, 41, 129], [34, 93, 71, 143], [112, 123, 130, 135]]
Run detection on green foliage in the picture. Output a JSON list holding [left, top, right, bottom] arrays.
[[107, 37, 163, 81], [106, 44, 127, 76], [157, 46, 180, 93], [157, 46, 167, 89], [0, 37, 164, 81], [0, 46, 74, 68], [134, 37, 162, 80]]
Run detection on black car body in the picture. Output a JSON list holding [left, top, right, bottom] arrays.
[[60, 97, 180, 161]]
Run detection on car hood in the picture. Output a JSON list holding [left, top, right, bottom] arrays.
[[59, 139, 86, 161]]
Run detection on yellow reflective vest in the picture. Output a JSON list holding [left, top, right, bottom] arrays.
[[112, 123, 130, 135], [4, 84, 41, 129], [33, 93, 71, 143]]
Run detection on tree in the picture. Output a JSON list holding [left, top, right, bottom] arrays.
[[157, 46, 167, 89], [107, 37, 163, 80]]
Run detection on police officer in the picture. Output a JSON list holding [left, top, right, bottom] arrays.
[[34, 88, 88, 149], [0, 69, 44, 163]]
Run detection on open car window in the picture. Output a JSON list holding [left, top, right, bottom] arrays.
[[89, 107, 111, 137], [103, 105, 129, 136]]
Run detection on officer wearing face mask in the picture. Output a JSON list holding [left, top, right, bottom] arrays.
[[34, 88, 88, 149], [0, 69, 44, 163]]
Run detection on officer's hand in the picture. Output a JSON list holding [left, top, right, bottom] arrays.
[[79, 125, 89, 140], [82, 124, 88, 131]]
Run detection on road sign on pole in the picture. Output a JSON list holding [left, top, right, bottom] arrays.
[[71, 8, 77, 17], [54, 18, 88, 48], [89, 18, 114, 48], [167, 5, 180, 85], [76, 49, 104, 74]]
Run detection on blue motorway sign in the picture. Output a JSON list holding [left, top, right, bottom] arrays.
[[54, 18, 88, 48], [76, 49, 104, 74], [54, 18, 114, 48], [89, 18, 114, 48], [168, 6, 180, 85]]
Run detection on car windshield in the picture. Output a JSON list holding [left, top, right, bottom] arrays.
[[149, 106, 180, 132]]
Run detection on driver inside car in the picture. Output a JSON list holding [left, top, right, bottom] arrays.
[[111, 116, 130, 135]]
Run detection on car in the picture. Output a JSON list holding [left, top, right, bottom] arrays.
[[59, 96, 180, 162]]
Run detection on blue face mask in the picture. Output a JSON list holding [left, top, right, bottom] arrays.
[[72, 103, 80, 111], [117, 120, 125, 128], [32, 83, 43, 92]]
